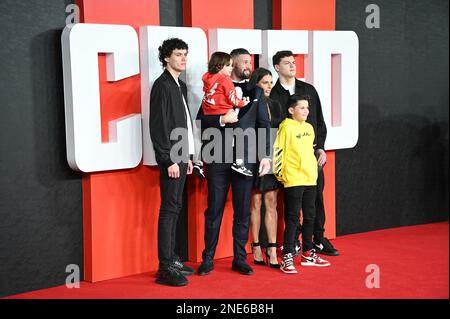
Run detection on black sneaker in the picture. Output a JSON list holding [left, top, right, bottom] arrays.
[[155, 266, 188, 287], [193, 161, 205, 179], [314, 238, 340, 256], [231, 162, 253, 177], [173, 260, 195, 276]]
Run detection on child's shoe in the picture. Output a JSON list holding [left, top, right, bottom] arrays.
[[280, 253, 297, 274], [314, 237, 340, 256], [193, 161, 206, 179], [301, 249, 331, 267], [231, 159, 253, 177]]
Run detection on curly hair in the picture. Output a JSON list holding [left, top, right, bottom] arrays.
[[158, 38, 189, 67]]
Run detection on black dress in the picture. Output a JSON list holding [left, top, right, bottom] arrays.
[[254, 97, 286, 192]]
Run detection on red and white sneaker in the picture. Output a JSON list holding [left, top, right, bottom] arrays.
[[301, 249, 331, 267], [280, 253, 298, 274]]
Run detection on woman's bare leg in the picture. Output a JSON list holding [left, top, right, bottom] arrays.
[[264, 189, 279, 264], [250, 191, 263, 262]]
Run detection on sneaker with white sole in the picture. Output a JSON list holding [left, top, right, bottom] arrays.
[[301, 249, 331, 267], [280, 253, 297, 274], [231, 162, 253, 177]]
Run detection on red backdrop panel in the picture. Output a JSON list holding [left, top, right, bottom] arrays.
[[76, 0, 160, 282], [273, 0, 336, 30], [183, 0, 253, 29], [273, 0, 336, 243]]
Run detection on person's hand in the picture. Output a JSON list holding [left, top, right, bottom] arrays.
[[168, 163, 180, 178], [242, 96, 250, 106], [187, 160, 193, 175], [220, 109, 238, 124], [316, 149, 327, 167], [258, 158, 271, 176]]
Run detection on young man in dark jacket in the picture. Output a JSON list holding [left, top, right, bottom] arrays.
[[150, 38, 195, 286], [270, 50, 339, 257]]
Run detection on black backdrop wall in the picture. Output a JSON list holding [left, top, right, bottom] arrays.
[[335, 0, 449, 234], [0, 0, 83, 297], [0, 0, 448, 297]]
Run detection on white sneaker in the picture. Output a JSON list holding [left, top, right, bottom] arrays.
[[280, 253, 297, 274], [301, 249, 331, 267]]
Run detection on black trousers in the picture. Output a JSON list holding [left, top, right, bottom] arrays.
[[295, 168, 325, 244], [202, 162, 254, 264], [158, 162, 187, 269], [283, 186, 316, 253]]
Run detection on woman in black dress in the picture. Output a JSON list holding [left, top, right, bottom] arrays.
[[249, 68, 286, 268]]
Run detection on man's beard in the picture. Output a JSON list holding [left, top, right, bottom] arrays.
[[239, 69, 251, 80]]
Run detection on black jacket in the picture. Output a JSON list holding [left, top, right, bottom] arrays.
[[270, 79, 327, 151], [150, 69, 192, 168], [266, 97, 286, 129]]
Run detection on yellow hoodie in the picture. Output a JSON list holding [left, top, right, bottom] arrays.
[[273, 118, 318, 187]]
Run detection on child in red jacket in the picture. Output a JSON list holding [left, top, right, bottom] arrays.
[[194, 51, 252, 177], [202, 52, 249, 115]]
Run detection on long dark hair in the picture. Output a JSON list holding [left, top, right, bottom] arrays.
[[248, 67, 272, 90]]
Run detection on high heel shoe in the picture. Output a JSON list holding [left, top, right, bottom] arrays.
[[265, 243, 280, 268], [251, 243, 266, 266]]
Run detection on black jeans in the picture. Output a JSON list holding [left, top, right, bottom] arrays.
[[158, 162, 187, 269], [202, 162, 254, 264], [283, 186, 316, 254], [295, 168, 325, 244]]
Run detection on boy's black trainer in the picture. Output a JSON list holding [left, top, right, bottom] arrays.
[[314, 237, 339, 256]]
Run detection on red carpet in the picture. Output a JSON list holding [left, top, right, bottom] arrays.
[[5, 222, 448, 299]]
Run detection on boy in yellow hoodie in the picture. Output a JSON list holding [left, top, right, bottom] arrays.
[[274, 95, 331, 274]]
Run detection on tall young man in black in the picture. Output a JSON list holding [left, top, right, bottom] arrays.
[[270, 50, 339, 256], [150, 38, 195, 286], [196, 48, 272, 276]]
